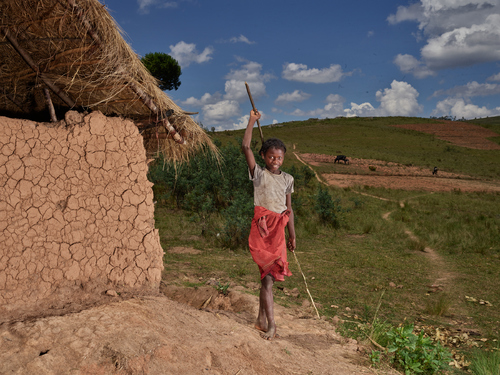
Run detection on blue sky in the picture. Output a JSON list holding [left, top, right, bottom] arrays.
[[101, 0, 500, 130]]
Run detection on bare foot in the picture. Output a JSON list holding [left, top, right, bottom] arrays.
[[254, 323, 267, 333], [260, 326, 281, 340]]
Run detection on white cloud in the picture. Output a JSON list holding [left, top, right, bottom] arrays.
[[203, 100, 240, 124], [393, 54, 435, 79], [376, 80, 423, 116], [344, 102, 376, 118], [232, 114, 250, 130], [421, 14, 500, 70], [137, 0, 177, 14], [275, 90, 311, 105], [367, 31, 375, 37], [229, 35, 255, 44], [432, 81, 500, 98], [182, 92, 221, 106], [389, 1, 500, 73], [487, 72, 500, 81], [282, 63, 352, 83], [223, 58, 274, 101], [432, 97, 500, 119], [169, 41, 214, 68], [289, 94, 345, 118]]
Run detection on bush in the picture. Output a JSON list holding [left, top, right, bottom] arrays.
[[314, 186, 343, 227]]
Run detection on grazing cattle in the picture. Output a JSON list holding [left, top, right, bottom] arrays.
[[433, 166, 438, 175], [334, 155, 349, 164]]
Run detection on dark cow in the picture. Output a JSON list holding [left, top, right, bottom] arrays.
[[432, 166, 438, 175], [334, 155, 349, 164]]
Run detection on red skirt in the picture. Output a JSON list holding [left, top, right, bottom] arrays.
[[248, 206, 292, 281]]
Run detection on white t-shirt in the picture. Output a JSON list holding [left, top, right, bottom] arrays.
[[249, 164, 294, 214]]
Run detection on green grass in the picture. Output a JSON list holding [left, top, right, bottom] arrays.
[[155, 116, 500, 374], [217, 116, 500, 179]]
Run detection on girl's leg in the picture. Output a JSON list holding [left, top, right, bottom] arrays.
[[256, 274, 276, 340]]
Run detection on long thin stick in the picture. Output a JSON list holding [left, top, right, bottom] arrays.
[[244, 82, 265, 143], [292, 251, 320, 318]]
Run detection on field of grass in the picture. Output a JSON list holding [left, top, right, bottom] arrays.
[[216, 116, 500, 179], [155, 116, 500, 373]]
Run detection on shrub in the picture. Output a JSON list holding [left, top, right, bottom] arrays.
[[314, 186, 343, 227]]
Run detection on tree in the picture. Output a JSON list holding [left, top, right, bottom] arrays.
[[141, 52, 181, 91]]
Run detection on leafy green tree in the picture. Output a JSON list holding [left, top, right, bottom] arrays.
[[141, 52, 181, 91]]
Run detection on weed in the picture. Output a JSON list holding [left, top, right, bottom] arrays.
[[386, 324, 451, 374], [215, 282, 230, 296], [469, 349, 500, 375], [369, 165, 377, 171], [424, 293, 452, 316]]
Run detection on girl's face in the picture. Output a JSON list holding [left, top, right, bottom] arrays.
[[261, 147, 284, 174]]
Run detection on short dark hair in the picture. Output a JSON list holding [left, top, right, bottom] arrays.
[[259, 138, 287, 155]]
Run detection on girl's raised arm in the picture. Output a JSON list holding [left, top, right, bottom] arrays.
[[241, 110, 261, 178]]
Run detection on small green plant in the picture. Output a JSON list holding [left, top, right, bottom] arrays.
[[369, 350, 382, 366], [469, 349, 500, 375], [369, 165, 377, 171], [424, 293, 452, 316], [215, 282, 230, 296], [386, 324, 451, 374]]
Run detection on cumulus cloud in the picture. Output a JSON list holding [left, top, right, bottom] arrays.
[[389, 1, 500, 75], [432, 81, 500, 98], [137, 0, 177, 14], [376, 80, 423, 116], [182, 92, 222, 107], [393, 54, 435, 79], [275, 90, 311, 105], [223, 58, 274, 101], [421, 14, 500, 70], [169, 41, 214, 68], [487, 72, 500, 81], [289, 94, 345, 118], [181, 58, 273, 128], [282, 63, 352, 83], [344, 102, 376, 118], [432, 97, 500, 119], [203, 100, 240, 124]]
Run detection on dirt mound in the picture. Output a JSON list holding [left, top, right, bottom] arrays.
[[0, 291, 398, 375]]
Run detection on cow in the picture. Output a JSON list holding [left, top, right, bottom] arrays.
[[334, 155, 349, 164]]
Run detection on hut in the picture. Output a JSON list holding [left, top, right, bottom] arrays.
[[0, 0, 215, 322]]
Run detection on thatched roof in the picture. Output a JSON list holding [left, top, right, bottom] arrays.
[[0, 0, 217, 162]]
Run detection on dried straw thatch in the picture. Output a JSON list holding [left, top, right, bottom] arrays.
[[0, 0, 217, 162]]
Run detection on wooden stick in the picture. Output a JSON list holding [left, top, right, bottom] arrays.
[[245, 82, 264, 143], [293, 251, 320, 318], [43, 88, 58, 122], [1, 27, 76, 108]]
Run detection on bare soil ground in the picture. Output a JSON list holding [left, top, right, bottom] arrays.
[[299, 154, 500, 192], [0, 288, 396, 375], [392, 120, 500, 150]]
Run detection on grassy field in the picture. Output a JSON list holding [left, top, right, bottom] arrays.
[[155, 116, 500, 373], [216, 116, 500, 179]]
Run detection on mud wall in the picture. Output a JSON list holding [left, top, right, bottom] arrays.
[[0, 111, 164, 323]]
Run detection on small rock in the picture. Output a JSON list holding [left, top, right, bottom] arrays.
[[389, 282, 396, 288], [106, 290, 118, 297]]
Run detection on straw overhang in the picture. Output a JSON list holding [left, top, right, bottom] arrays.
[[0, 0, 217, 162]]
